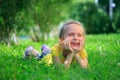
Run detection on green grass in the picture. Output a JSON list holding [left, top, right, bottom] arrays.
[[0, 34, 120, 80]]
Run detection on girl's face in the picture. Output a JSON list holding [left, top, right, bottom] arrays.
[[62, 24, 85, 51]]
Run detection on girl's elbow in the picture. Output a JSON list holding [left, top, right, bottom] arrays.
[[80, 60, 88, 69], [81, 63, 88, 69]]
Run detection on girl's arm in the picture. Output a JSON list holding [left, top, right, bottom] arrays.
[[53, 56, 61, 64], [74, 53, 88, 69], [64, 53, 74, 69]]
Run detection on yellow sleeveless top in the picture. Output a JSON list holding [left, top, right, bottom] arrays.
[[51, 44, 87, 63], [38, 54, 53, 65]]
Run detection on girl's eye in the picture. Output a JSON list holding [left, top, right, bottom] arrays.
[[68, 34, 73, 36], [78, 34, 82, 37]]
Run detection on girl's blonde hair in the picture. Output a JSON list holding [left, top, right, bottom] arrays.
[[59, 20, 85, 39]]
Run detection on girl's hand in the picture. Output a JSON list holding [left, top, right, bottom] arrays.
[[63, 37, 74, 53], [74, 53, 88, 69]]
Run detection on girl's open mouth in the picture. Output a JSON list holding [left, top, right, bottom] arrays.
[[71, 42, 80, 47]]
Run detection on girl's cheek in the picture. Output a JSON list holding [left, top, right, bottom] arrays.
[[80, 37, 85, 45], [80, 37, 84, 41]]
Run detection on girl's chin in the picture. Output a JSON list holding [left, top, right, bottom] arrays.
[[72, 47, 80, 51]]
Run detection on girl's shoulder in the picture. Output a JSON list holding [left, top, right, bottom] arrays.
[[50, 43, 62, 56], [51, 43, 62, 50], [79, 48, 86, 53], [78, 48, 88, 59]]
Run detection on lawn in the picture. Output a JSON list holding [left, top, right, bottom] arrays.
[[0, 34, 120, 80]]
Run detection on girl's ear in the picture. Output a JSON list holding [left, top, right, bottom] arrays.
[[59, 39, 64, 45]]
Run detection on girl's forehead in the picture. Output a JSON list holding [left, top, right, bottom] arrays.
[[64, 24, 84, 32]]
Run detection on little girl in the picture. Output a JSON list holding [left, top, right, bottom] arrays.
[[51, 20, 88, 69], [24, 44, 52, 65]]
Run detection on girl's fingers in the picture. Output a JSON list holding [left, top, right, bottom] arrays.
[[63, 37, 74, 53], [63, 39, 67, 49], [68, 40, 73, 52], [64, 38, 69, 50], [66, 40, 69, 49], [78, 40, 81, 50], [65, 40, 69, 49], [64, 38, 74, 53]]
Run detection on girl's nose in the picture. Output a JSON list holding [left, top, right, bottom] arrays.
[[73, 34, 78, 39]]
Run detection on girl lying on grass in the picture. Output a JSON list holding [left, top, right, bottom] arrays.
[[51, 20, 88, 69], [23, 20, 88, 69]]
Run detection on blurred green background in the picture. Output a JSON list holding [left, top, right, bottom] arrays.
[[0, 0, 120, 44]]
